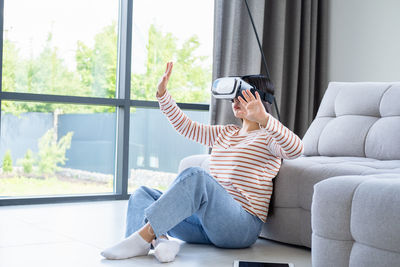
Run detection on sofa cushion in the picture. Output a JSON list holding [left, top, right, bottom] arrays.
[[273, 156, 400, 211], [365, 117, 400, 159], [259, 155, 400, 248], [182, 154, 400, 213], [312, 174, 400, 267], [303, 82, 400, 160], [351, 177, 400, 253]]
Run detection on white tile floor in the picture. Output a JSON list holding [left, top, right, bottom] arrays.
[[0, 200, 311, 267]]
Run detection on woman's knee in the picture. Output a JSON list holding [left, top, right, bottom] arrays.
[[130, 186, 148, 199], [130, 186, 162, 201], [176, 167, 210, 184], [179, 166, 203, 176], [133, 185, 150, 193]]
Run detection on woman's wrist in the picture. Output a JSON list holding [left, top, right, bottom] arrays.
[[156, 90, 167, 98], [258, 112, 270, 128]]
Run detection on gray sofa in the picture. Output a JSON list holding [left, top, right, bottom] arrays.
[[178, 82, 400, 266]]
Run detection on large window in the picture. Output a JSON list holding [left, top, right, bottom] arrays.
[[0, 101, 116, 197], [130, 0, 214, 104], [128, 107, 209, 193], [0, 0, 214, 204], [2, 0, 119, 98], [128, 0, 214, 192]]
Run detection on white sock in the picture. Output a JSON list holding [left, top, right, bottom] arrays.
[[153, 238, 181, 263], [100, 232, 151, 260]]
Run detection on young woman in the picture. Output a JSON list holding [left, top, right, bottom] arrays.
[[101, 62, 304, 263]]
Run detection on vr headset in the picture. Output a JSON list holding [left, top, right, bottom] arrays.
[[211, 77, 274, 104]]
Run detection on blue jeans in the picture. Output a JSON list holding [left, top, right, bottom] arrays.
[[125, 167, 263, 248]]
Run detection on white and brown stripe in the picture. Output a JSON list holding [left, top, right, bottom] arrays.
[[157, 91, 304, 222]]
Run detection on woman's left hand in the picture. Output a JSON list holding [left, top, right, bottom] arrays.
[[237, 89, 270, 126]]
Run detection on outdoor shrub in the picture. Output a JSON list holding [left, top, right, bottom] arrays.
[[38, 128, 74, 175], [19, 149, 34, 174], [2, 150, 13, 173]]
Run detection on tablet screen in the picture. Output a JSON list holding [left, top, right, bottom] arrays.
[[238, 261, 290, 267]]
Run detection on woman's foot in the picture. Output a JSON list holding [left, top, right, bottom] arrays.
[[153, 237, 181, 263], [100, 232, 151, 260]]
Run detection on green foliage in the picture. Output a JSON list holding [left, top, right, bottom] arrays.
[[17, 149, 34, 174], [37, 129, 74, 175], [2, 40, 19, 93], [2, 34, 91, 115], [76, 21, 118, 101], [2, 22, 210, 115], [131, 24, 211, 103], [2, 150, 13, 173], [27, 33, 82, 97]]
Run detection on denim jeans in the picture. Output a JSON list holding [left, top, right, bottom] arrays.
[[125, 167, 263, 249]]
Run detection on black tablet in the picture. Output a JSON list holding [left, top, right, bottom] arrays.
[[233, 260, 294, 267]]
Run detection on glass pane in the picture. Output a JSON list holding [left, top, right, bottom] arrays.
[[2, 0, 119, 98], [128, 107, 209, 193], [130, 0, 214, 103], [0, 101, 116, 197]]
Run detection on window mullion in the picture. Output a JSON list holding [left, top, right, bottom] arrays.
[[114, 0, 133, 199]]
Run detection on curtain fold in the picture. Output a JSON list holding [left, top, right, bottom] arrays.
[[211, 0, 266, 127], [211, 0, 329, 138], [261, 0, 329, 138]]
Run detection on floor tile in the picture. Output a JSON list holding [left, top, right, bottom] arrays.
[[1, 201, 128, 249], [0, 216, 72, 247], [0, 201, 312, 267], [0, 241, 104, 267]]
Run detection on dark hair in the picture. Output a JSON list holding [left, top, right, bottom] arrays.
[[241, 74, 277, 216], [241, 74, 275, 96], [241, 74, 274, 114]]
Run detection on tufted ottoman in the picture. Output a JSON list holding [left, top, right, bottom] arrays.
[[312, 174, 400, 267]]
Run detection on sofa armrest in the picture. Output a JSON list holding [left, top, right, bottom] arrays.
[[178, 154, 210, 173], [312, 174, 400, 267]]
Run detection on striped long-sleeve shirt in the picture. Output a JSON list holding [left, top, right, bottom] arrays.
[[157, 91, 304, 222]]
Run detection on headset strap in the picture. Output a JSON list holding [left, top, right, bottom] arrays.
[[257, 90, 275, 104]]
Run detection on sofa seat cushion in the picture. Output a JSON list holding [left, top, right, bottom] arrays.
[[274, 156, 400, 211], [179, 154, 400, 212], [262, 158, 400, 248]]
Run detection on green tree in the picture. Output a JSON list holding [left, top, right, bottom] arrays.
[[2, 34, 91, 115], [75, 41, 93, 96], [75, 22, 118, 113], [30, 34, 84, 97], [93, 22, 118, 99], [76, 22, 118, 98], [17, 149, 34, 174], [131, 24, 211, 103], [1, 22, 210, 115], [37, 129, 74, 175], [2, 150, 13, 173], [2, 40, 18, 92], [1, 39, 28, 115]]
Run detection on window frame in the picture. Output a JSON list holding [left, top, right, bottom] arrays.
[[0, 0, 210, 206]]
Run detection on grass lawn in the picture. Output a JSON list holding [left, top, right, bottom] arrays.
[[0, 175, 113, 197], [0, 168, 174, 198]]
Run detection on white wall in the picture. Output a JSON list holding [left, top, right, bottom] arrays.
[[327, 0, 400, 82]]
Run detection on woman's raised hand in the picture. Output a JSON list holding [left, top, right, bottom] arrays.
[[157, 61, 173, 97], [237, 89, 270, 126]]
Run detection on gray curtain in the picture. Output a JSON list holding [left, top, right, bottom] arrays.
[[211, 0, 266, 127], [211, 0, 329, 138]]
